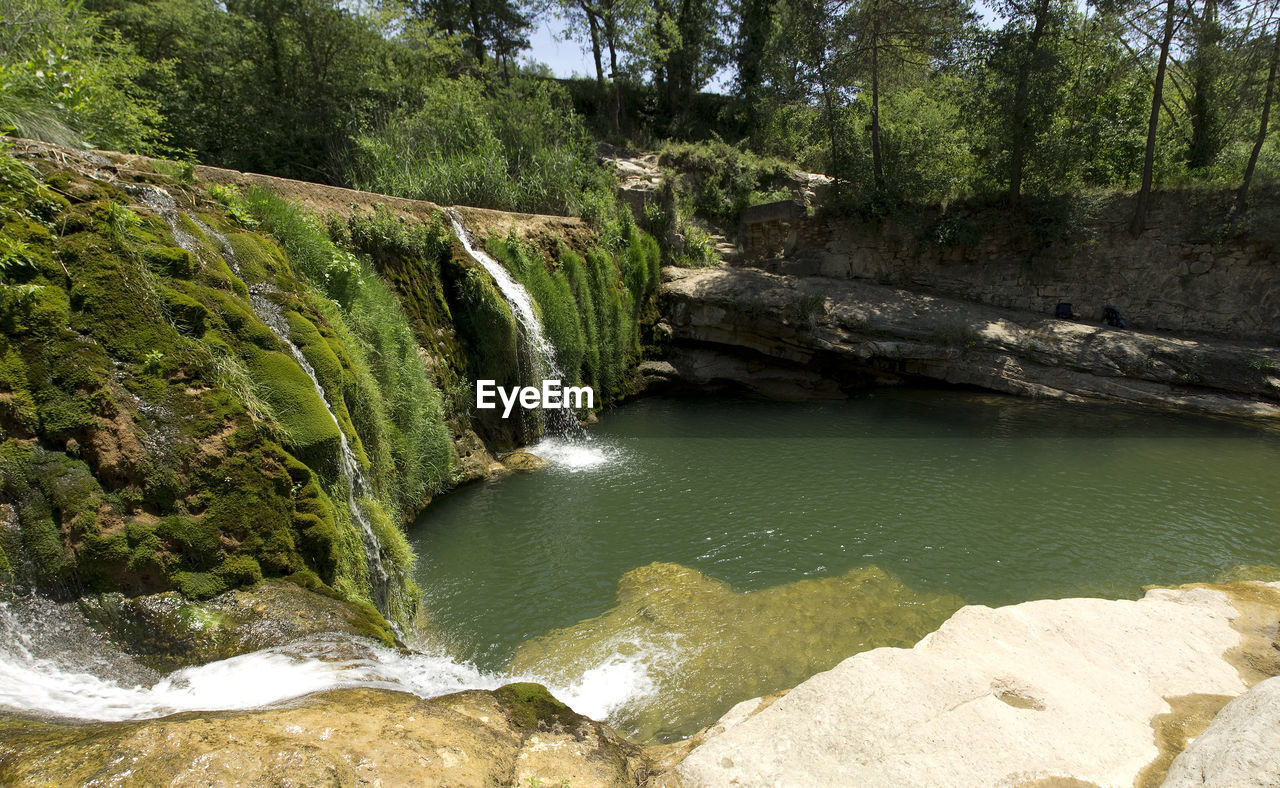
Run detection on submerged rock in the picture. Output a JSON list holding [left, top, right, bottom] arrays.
[[508, 562, 962, 743], [672, 581, 1280, 788], [0, 685, 654, 787]]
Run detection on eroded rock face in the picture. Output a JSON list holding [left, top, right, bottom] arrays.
[[0, 684, 653, 787], [660, 266, 1280, 418], [673, 582, 1280, 788]]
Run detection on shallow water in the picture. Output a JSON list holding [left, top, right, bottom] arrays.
[[410, 390, 1280, 738]]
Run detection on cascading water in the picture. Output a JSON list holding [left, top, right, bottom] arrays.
[[0, 596, 662, 725], [128, 184, 397, 619], [249, 286, 396, 615], [447, 211, 583, 440]]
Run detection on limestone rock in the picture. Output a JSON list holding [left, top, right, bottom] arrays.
[[674, 583, 1280, 788], [0, 684, 653, 787], [1162, 675, 1280, 787], [659, 266, 1280, 418]]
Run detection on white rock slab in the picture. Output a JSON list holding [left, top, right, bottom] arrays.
[[677, 586, 1249, 788], [1162, 675, 1280, 787]]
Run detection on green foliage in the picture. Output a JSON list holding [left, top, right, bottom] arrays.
[[348, 76, 614, 217], [483, 224, 660, 402], [660, 140, 795, 228], [245, 190, 453, 514], [0, 0, 165, 152]]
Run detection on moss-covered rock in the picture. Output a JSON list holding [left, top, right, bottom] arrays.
[[244, 348, 341, 466]]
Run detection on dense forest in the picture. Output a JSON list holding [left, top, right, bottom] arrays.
[[2, 0, 1280, 228]]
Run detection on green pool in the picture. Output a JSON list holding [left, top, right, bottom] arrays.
[[408, 391, 1280, 740]]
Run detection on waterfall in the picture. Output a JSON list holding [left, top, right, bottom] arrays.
[[130, 184, 397, 620], [447, 211, 582, 439]]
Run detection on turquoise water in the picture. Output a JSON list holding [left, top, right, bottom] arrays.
[[407, 391, 1280, 738]]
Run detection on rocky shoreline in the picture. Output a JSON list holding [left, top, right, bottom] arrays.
[[673, 580, 1280, 787], [655, 265, 1280, 419], [5, 579, 1278, 786]]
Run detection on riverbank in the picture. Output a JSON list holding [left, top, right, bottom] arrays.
[[670, 579, 1280, 787], [656, 266, 1280, 418], [5, 578, 1278, 786]]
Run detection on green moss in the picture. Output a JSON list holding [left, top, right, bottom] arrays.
[[2, 282, 71, 339], [180, 283, 276, 348], [155, 515, 222, 571], [171, 570, 226, 600], [224, 232, 289, 284], [244, 348, 341, 461], [201, 446, 301, 577], [214, 555, 263, 586], [159, 285, 208, 336], [286, 312, 345, 394], [493, 683, 582, 731], [143, 246, 195, 278], [77, 529, 129, 586]]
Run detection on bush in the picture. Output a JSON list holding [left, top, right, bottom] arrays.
[[347, 76, 615, 218], [0, 0, 165, 152]]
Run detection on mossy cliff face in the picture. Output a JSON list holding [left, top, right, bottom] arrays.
[[0, 141, 662, 630]]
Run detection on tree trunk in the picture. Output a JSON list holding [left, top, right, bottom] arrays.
[[1131, 0, 1177, 237], [1238, 14, 1280, 212], [582, 2, 605, 86], [1008, 0, 1052, 205], [869, 15, 884, 189], [604, 7, 623, 135], [1187, 0, 1221, 169], [468, 0, 486, 61]]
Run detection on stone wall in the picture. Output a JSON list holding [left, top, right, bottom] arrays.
[[740, 189, 1280, 342]]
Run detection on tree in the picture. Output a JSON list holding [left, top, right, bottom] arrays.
[[407, 0, 532, 64], [547, 0, 641, 133], [1238, 0, 1280, 210], [0, 0, 165, 152], [732, 0, 778, 133], [984, 0, 1069, 204], [640, 0, 729, 122], [1184, 0, 1228, 168], [836, 0, 971, 191], [1130, 0, 1178, 236]]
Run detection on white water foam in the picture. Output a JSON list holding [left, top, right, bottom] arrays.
[[527, 436, 620, 471], [0, 600, 667, 726]]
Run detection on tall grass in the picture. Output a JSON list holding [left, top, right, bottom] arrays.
[[346, 77, 614, 217], [243, 188, 453, 517]]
